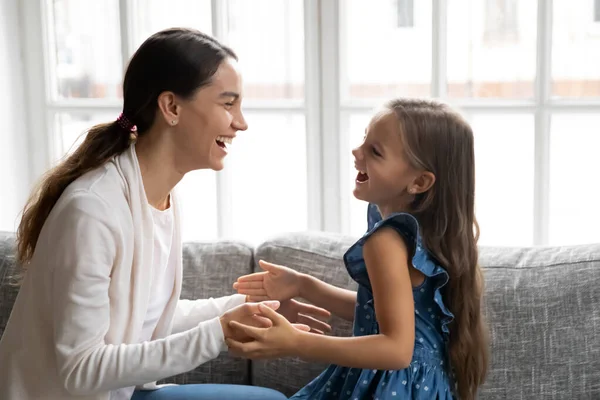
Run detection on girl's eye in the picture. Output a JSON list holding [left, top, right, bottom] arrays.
[[372, 146, 382, 157], [225, 102, 234, 107]]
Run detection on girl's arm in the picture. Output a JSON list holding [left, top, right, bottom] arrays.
[[298, 274, 357, 322], [228, 226, 417, 370], [234, 260, 357, 322]]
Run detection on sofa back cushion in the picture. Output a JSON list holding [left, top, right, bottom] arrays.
[[479, 244, 600, 399]]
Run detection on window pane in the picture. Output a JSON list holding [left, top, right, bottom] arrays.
[[552, 0, 600, 98], [177, 171, 218, 242], [133, 0, 212, 47], [225, 0, 304, 101], [49, 0, 122, 100], [227, 113, 307, 243], [341, 0, 432, 101], [470, 114, 535, 246], [447, 0, 537, 98], [549, 114, 600, 245], [346, 113, 372, 237], [53, 113, 114, 162]]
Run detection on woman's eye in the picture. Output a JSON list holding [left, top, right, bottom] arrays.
[[372, 147, 382, 157]]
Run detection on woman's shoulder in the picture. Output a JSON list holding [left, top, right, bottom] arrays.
[[65, 162, 125, 204], [51, 162, 129, 225]]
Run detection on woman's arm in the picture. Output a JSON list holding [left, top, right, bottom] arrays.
[[172, 295, 246, 333], [51, 193, 226, 395]]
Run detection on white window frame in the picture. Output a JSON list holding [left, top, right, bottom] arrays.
[[18, 0, 600, 245]]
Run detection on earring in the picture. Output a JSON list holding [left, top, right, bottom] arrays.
[[409, 188, 416, 194], [171, 120, 177, 125]]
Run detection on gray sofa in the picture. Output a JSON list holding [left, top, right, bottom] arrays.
[[1, 230, 599, 399]]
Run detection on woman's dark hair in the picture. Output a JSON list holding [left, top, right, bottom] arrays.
[[17, 28, 236, 266]]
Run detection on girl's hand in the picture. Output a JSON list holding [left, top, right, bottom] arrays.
[[225, 303, 310, 359], [277, 299, 332, 335], [233, 260, 303, 302]]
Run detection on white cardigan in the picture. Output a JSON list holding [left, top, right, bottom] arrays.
[[0, 145, 245, 400]]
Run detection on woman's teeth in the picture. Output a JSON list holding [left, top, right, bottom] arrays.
[[216, 136, 233, 145]]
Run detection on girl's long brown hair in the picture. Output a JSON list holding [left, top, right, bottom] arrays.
[[387, 98, 489, 399], [16, 28, 236, 268]]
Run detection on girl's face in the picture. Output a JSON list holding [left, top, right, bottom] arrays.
[[352, 110, 428, 216]]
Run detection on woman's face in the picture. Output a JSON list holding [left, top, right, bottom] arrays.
[[171, 58, 248, 172]]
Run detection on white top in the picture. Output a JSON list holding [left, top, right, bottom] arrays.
[[0, 144, 246, 400], [141, 204, 177, 343], [111, 203, 178, 400]]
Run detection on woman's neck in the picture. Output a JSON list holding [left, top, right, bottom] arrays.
[[134, 131, 183, 211]]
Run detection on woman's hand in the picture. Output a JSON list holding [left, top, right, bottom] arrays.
[[233, 260, 303, 302], [219, 301, 277, 343], [277, 299, 332, 335], [226, 303, 310, 359], [220, 301, 310, 343]]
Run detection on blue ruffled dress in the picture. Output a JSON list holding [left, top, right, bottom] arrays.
[[290, 204, 455, 399]]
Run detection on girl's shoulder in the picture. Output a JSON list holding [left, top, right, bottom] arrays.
[[345, 204, 455, 335]]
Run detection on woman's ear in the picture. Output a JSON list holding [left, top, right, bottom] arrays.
[[157, 91, 180, 125]]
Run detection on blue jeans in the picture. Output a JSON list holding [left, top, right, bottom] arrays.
[[131, 384, 287, 400]]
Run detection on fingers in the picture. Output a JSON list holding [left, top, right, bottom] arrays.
[[239, 300, 280, 316], [226, 338, 262, 356], [247, 295, 270, 302], [233, 281, 266, 290], [228, 321, 264, 340], [258, 303, 287, 324], [258, 260, 283, 272], [251, 315, 273, 328], [294, 301, 332, 319], [235, 288, 268, 297], [291, 323, 311, 332], [296, 313, 332, 334], [260, 300, 280, 311], [235, 271, 268, 283]]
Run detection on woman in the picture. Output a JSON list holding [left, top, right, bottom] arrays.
[[0, 28, 329, 400]]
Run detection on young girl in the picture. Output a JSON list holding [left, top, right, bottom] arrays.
[[229, 98, 490, 399]]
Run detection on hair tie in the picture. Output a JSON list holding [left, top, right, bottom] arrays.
[[116, 113, 138, 133]]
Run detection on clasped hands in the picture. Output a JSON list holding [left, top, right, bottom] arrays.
[[219, 260, 330, 359]]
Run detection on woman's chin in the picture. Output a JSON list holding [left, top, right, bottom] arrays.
[[210, 161, 225, 171]]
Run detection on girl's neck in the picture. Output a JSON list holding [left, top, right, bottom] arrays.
[[376, 202, 411, 219]]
